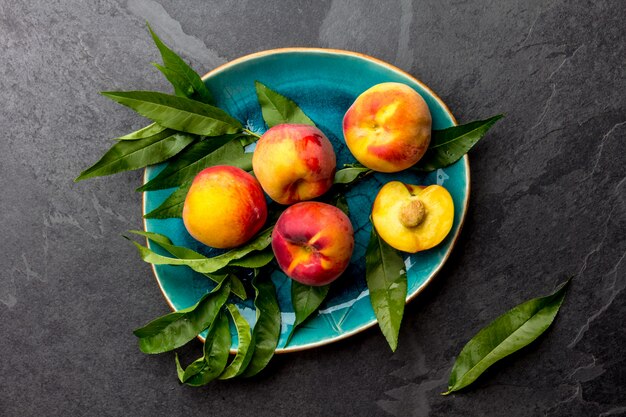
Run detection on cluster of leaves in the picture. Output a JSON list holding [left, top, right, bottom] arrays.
[[76, 24, 569, 392]]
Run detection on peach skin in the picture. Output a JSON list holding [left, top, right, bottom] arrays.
[[371, 182, 454, 253], [183, 165, 267, 249], [252, 124, 336, 205], [343, 82, 432, 172], [272, 202, 354, 286]]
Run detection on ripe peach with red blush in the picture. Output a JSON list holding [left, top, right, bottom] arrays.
[[252, 124, 336, 205], [271, 202, 354, 286], [343, 82, 432, 172]]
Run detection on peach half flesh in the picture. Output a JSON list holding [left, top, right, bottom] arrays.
[[372, 182, 454, 253], [182, 165, 267, 249], [271, 202, 354, 286], [252, 124, 336, 205], [343, 82, 432, 173]]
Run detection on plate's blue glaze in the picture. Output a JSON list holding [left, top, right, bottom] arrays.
[[143, 49, 469, 353]]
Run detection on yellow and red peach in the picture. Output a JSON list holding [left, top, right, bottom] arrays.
[[343, 82, 432, 172], [182, 165, 267, 249], [272, 202, 354, 286], [252, 124, 336, 205], [371, 182, 454, 253]]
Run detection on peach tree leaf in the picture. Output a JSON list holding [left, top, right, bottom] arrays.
[[444, 279, 570, 394], [255, 81, 315, 128]]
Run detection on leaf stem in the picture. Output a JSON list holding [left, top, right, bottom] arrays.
[[242, 128, 262, 139]]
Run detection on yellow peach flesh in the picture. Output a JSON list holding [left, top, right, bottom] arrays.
[[372, 182, 454, 253]]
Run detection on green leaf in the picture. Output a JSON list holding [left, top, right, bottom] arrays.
[[115, 122, 167, 140], [223, 274, 247, 301], [444, 279, 571, 395], [137, 135, 235, 191], [255, 81, 315, 128], [129, 227, 273, 274], [179, 308, 231, 386], [128, 230, 247, 300], [219, 304, 254, 379], [414, 115, 503, 172], [147, 23, 213, 104], [330, 193, 350, 217], [228, 248, 275, 269], [365, 227, 407, 352], [174, 353, 185, 381], [75, 130, 195, 181], [242, 272, 281, 377], [286, 282, 329, 347], [133, 278, 230, 354], [137, 136, 253, 191], [101, 91, 242, 136], [334, 167, 371, 184], [153, 63, 196, 98], [143, 182, 191, 219]]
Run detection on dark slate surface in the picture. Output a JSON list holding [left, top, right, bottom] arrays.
[[1, 0, 624, 416]]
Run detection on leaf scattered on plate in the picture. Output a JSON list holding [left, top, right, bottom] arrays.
[[241, 271, 281, 377], [365, 227, 407, 352], [255, 81, 315, 128]]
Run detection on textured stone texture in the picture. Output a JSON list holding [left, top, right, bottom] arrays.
[[1, 0, 624, 416]]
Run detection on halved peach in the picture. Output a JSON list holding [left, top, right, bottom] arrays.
[[371, 182, 454, 253]]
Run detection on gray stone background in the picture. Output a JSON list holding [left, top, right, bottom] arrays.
[[1, 0, 624, 416]]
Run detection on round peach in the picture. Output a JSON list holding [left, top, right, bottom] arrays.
[[343, 82, 432, 172], [371, 181, 454, 253], [272, 202, 354, 286], [183, 165, 267, 249], [252, 124, 336, 205]]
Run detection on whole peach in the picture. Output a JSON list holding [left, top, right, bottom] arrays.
[[183, 165, 267, 249], [343, 82, 432, 172], [272, 202, 354, 286], [252, 124, 336, 205]]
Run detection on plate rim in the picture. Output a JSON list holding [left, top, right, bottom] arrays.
[[142, 47, 469, 354]]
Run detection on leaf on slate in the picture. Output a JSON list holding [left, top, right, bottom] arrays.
[[255, 81, 315, 128], [137, 135, 235, 191], [285, 282, 329, 347], [115, 122, 167, 140], [153, 63, 196, 98], [174, 353, 186, 381], [147, 23, 213, 104], [143, 182, 191, 219], [241, 271, 281, 377], [414, 115, 504, 172], [138, 136, 252, 191], [219, 304, 254, 379], [101, 91, 242, 136], [128, 230, 247, 300], [129, 227, 273, 274], [334, 166, 371, 184], [178, 308, 231, 386], [133, 278, 230, 354], [75, 130, 195, 181], [365, 227, 407, 352], [443, 278, 571, 395]]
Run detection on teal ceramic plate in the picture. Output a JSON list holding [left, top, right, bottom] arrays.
[[143, 48, 469, 353]]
